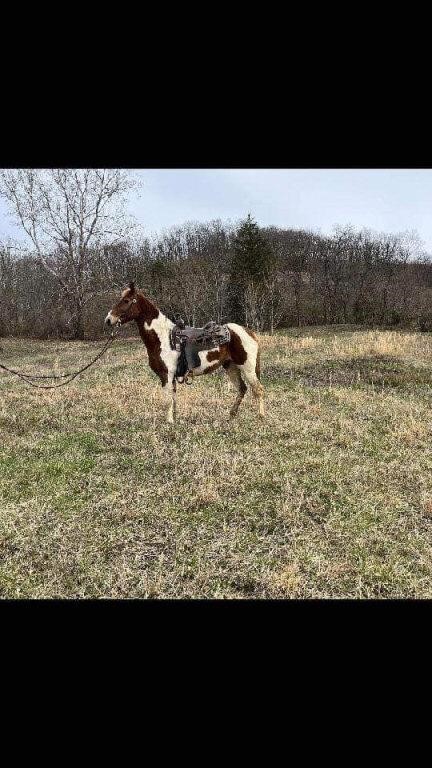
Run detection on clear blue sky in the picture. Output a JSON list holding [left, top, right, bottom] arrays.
[[1, 169, 432, 252]]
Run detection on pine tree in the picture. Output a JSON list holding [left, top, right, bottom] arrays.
[[229, 214, 274, 324]]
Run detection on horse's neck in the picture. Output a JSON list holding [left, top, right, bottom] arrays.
[[136, 298, 174, 349]]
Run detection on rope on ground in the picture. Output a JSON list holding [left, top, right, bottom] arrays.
[[0, 331, 118, 389]]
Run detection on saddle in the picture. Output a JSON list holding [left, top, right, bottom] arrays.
[[170, 319, 231, 382]]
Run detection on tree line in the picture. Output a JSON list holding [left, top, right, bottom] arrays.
[[0, 170, 431, 340]]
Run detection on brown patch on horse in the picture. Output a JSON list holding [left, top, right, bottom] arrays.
[[206, 347, 230, 364], [202, 362, 222, 375], [136, 293, 159, 324], [227, 329, 247, 365], [245, 328, 258, 342], [136, 322, 168, 386]]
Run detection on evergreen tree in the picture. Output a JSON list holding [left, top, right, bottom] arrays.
[[229, 214, 274, 324]]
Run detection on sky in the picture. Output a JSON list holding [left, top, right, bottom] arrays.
[[1, 169, 432, 252]]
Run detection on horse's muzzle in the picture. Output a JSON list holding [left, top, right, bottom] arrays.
[[104, 313, 117, 326]]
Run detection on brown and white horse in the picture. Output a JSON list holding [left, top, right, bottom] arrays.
[[105, 282, 265, 424]]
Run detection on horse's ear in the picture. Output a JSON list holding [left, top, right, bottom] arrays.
[[129, 281, 136, 293]]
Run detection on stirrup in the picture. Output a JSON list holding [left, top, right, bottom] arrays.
[[185, 370, 194, 386]]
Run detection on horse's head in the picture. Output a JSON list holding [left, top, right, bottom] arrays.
[[105, 282, 141, 327]]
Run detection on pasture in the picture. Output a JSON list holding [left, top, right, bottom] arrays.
[[1, 326, 432, 599]]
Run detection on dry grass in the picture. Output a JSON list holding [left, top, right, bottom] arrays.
[[1, 325, 432, 599]]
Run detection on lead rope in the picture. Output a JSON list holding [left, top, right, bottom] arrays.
[[0, 330, 119, 389]]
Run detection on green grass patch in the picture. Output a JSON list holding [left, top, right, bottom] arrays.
[[1, 328, 432, 598]]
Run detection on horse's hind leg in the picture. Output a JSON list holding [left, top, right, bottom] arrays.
[[241, 357, 265, 419], [223, 362, 247, 418], [253, 377, 265, 418]]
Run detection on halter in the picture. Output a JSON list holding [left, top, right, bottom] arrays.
[[117, 297, 137, 325]]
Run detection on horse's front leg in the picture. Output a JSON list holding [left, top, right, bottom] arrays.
[[162, 371, 177, 425], [171, 377, 177, 424], [150, 351, 178, 425]]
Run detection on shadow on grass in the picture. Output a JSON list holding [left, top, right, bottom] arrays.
[[265, 355, 432, 389]]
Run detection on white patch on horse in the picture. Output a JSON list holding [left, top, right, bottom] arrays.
[[191, 348, 220, 376], [227, 323, 264, 417], [144, 311, 178, 375], [227, 323, 257, 365], [143, 312, 178, 424]]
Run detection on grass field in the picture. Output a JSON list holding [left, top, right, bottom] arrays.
[[1, 326, 432, 599]]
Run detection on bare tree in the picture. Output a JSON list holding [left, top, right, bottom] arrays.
[[2, 209, 432, 339], [0, 169, 138, 338], [0, 242, 15, 338], [263, 271, 289, 334]]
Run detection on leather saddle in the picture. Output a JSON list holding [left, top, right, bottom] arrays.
[[170, 319, 231, 380]]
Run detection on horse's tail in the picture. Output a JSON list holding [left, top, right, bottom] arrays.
[[255, 344, 261, 380]]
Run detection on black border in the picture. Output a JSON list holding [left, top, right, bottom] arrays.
[[0, 99, 430, 170]]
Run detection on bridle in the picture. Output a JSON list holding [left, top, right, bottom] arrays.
[[117, 297, 138, 325]]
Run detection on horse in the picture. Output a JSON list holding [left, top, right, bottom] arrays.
[[104, 282, 265, 424]]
